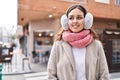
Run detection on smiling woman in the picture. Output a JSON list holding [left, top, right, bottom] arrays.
[[47, 4, 110, 80]]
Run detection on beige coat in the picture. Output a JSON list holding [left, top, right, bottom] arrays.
[[47, 39, 110, 80]]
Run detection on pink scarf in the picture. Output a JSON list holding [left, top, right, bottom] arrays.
[[62, 30, 93, 48]]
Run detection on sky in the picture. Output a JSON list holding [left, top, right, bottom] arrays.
[[0, 0, 17, 34]]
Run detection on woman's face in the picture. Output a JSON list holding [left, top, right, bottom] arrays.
[[68, 8, 84, 32]]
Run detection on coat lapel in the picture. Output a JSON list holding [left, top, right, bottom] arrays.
[[85, 46, 90, 80], [85, 40, 94, 80], [62, 41, 76, 70]]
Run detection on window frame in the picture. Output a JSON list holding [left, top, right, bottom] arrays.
[[94, 0, 110, 4], [115, 0, 120, 5]]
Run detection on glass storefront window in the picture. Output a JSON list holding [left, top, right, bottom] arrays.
[[115, 0, 120, 5], [112, 39, 120, 64], [34, 31, 54, 54]]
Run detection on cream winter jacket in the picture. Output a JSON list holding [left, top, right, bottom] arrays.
[[47, 39, 110, 80]]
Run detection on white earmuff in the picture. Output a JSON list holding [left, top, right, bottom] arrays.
[[60, 14, 68, 30], [84, 12, 93, 29], [60, 13, 93, 30]]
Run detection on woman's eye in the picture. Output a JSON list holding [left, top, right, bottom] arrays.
[[68, 15, 83, 20], [77, 16, 83, 20], [68, 16, 74, 20]]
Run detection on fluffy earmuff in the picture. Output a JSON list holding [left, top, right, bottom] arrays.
[[60, 12, 93, 30], [84, 12, 93, 29], [60, 14, 68, 30]]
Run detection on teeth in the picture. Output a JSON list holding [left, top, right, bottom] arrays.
[[73, 25, 78, 27]]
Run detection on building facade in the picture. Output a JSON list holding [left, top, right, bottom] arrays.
[[18, 0, 120, 72]]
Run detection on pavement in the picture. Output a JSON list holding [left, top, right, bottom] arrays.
[[2, 61, 120, 80], [1, 48, 47, 80], [2, 62, 47, 80], [110, 72, 120, 80], [1, 49, 120, 80]]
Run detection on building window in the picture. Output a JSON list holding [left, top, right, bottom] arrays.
[[60, 0, 87, 3], [117, 22, 120, 28], [95, 0, 110, 4], [112, 40, 120, 64], [115, 0, 120, 5]]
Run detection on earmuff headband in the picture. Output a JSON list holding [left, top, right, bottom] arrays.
[[60, 5, 93, 30]]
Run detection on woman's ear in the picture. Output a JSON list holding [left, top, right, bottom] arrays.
[[60, 14, 68, 30], [84, 13, 93, 29]]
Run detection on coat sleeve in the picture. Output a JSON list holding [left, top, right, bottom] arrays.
[[98, 42, 110, 80], [47, 42, 58, 80]]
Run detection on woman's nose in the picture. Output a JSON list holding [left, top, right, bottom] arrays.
[[73, 18, 77, 22]]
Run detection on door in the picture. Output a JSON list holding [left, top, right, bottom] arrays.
[[104, 39, 120, 72]]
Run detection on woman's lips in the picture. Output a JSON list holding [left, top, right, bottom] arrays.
[[72, 25, 79, 29]]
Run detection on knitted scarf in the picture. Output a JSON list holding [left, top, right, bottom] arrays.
[[62, 30, 93, 48]]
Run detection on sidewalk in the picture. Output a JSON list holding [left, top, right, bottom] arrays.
[[110, 72, 120, 80], [2, 48, 47, 80], [2, 62, 47, 80], [2, 48, 120, 80], [2, 61, 120, 80], [23, 72, 120, 80]]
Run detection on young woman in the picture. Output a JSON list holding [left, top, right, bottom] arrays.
[[47, 4, 110, 80]]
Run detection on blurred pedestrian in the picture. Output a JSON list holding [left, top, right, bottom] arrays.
[[9, 40, 16, 55]]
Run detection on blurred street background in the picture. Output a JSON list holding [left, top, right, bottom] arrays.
[[0, 0, 120, 80]]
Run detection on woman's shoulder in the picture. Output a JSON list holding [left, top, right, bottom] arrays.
[[93, 39, 102, 44], [53, 40, 65, 46], [91, 39, 103, 47]]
